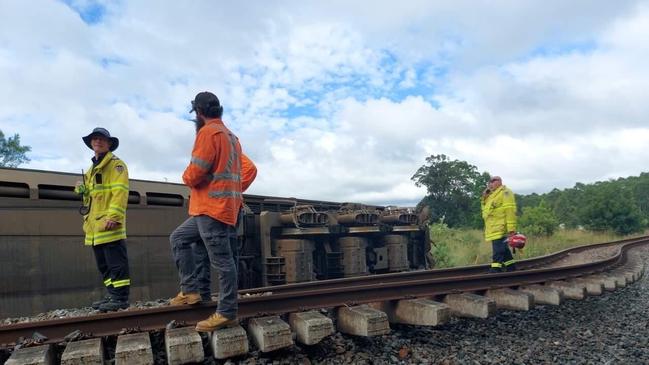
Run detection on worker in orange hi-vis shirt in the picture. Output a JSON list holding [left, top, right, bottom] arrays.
[[169, 91, 257, 332], [191, 153, 256, 303]]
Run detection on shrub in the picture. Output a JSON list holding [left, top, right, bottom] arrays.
[[519, 200, 558, 236]]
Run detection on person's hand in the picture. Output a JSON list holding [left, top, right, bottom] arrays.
[[75, 181, 87, 194], [105, 220, 120, 230]]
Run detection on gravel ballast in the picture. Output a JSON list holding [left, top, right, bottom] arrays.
[[3, 252, 647, 364], [233, 255, 649, 364]]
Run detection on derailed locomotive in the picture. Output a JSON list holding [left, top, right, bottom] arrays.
[[0, 167, 430, 317]]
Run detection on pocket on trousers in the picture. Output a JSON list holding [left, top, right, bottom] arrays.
[[202, 233, 231, 255]]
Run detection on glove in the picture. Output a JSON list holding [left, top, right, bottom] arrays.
[[75, 183, 88, 195]]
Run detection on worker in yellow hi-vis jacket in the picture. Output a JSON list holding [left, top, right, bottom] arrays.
[[480, 175, 518, 273], [75, 127, 131, 312]]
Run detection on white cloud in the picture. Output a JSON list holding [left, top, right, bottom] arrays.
[[2, 0, 649, 207]]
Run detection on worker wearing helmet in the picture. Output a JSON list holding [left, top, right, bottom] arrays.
[[74, 127, 131, 311], [480, 176, 517, 272], [169, 91, 257, 332]]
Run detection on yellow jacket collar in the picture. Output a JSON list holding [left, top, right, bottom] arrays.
[[93, 151, 114, 171]]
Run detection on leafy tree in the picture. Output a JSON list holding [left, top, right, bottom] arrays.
[[518, 200, 559, 236], [0, 130, 31, 167], [412, 154, 489, 228], [578, 182, 643, 235], [624, 173, 649, 224]]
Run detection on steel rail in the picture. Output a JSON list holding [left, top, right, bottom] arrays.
[[239, 235, 649, 296], [1, 237, 646, 347]]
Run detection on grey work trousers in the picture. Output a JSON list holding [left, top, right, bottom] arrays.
[[170, 215, 238, 319], [192, 240, 212, 300]]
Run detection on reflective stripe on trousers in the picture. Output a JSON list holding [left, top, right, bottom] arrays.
[[491, 237, 514, 267]]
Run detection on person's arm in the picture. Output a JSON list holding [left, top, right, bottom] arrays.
[[480, 195, 489, 220], [240, 153, 257, 192], [106, 161, 129, 230], [503, 189, 517, 233], [183, 131, 219, 187]]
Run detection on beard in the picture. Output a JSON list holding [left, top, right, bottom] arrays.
[[194, 115, 206, 133]]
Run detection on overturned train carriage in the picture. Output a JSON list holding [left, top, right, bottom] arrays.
[[0, 167, 430, 317]]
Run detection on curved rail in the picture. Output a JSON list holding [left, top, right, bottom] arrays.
[[239, 235, 648, 296], [1, 236, 646, 347]]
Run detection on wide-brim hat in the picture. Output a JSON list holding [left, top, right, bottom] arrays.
[[82, 127, 119, 151]]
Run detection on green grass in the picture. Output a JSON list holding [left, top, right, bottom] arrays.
[[428, 225, 646, 268]]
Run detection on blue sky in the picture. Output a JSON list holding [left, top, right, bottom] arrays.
[[1, 0, 649, 206], [62, 0, 106, 24]]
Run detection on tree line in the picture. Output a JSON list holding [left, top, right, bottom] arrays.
[[2, 133, 646, 235], [413, 154, 647, 236]]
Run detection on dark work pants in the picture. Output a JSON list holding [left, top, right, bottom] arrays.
[[491, 237, 515, 271], [170, 215, 239, 319], [92, 240, 130, 301]]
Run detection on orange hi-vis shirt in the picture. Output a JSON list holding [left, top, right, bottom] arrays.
[[182, 118, 257, 226], [240, 153, 257, 193]]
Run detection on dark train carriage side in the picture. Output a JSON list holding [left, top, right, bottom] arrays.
[[0, 167, 430, 317]]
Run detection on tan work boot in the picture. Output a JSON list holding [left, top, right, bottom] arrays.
[[195, 313, 237, 332], [169, 292, 201, 306]]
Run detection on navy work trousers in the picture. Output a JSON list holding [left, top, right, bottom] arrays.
[[92, 239, 130, 301], [491, 237, 515, 271]]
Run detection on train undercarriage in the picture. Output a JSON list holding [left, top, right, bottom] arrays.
[[0, 167, 430, 317]]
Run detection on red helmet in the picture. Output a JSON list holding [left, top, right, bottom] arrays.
[[507, 233, 527, 249]]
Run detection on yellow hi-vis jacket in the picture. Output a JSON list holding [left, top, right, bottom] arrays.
[[480, 185, 517, 241], [75, 152, 129, 245]]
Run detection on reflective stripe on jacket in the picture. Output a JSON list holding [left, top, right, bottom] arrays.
[[183, 119, 256, 226], [240, 153, 257, 193], [76, 152, 129, 245], [480, 185, 517, 241]]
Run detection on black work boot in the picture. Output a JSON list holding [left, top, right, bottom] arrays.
[[91, 295, 112, 310], [488, 267, 502, 273], [99, 298, 129, 312], [505, 264, 517, 272]]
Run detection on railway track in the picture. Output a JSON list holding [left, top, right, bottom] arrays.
[[1, 236, 647, 364]]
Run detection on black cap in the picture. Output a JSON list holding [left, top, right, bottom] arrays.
[[82, 127, 119, 151], [190, 91, 221, 113]]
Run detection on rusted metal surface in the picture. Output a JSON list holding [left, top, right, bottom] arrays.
[[270, 225, 418, 236], [240, 235, 648, 296], [379, 207, 418, 225], [279, 205, 329, 227], [275, 239, 315, 283], [334, 206, 380, 226], [1, 236, 645, 347]]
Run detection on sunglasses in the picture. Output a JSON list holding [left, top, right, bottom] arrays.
[[489, 178, 501, 182]]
